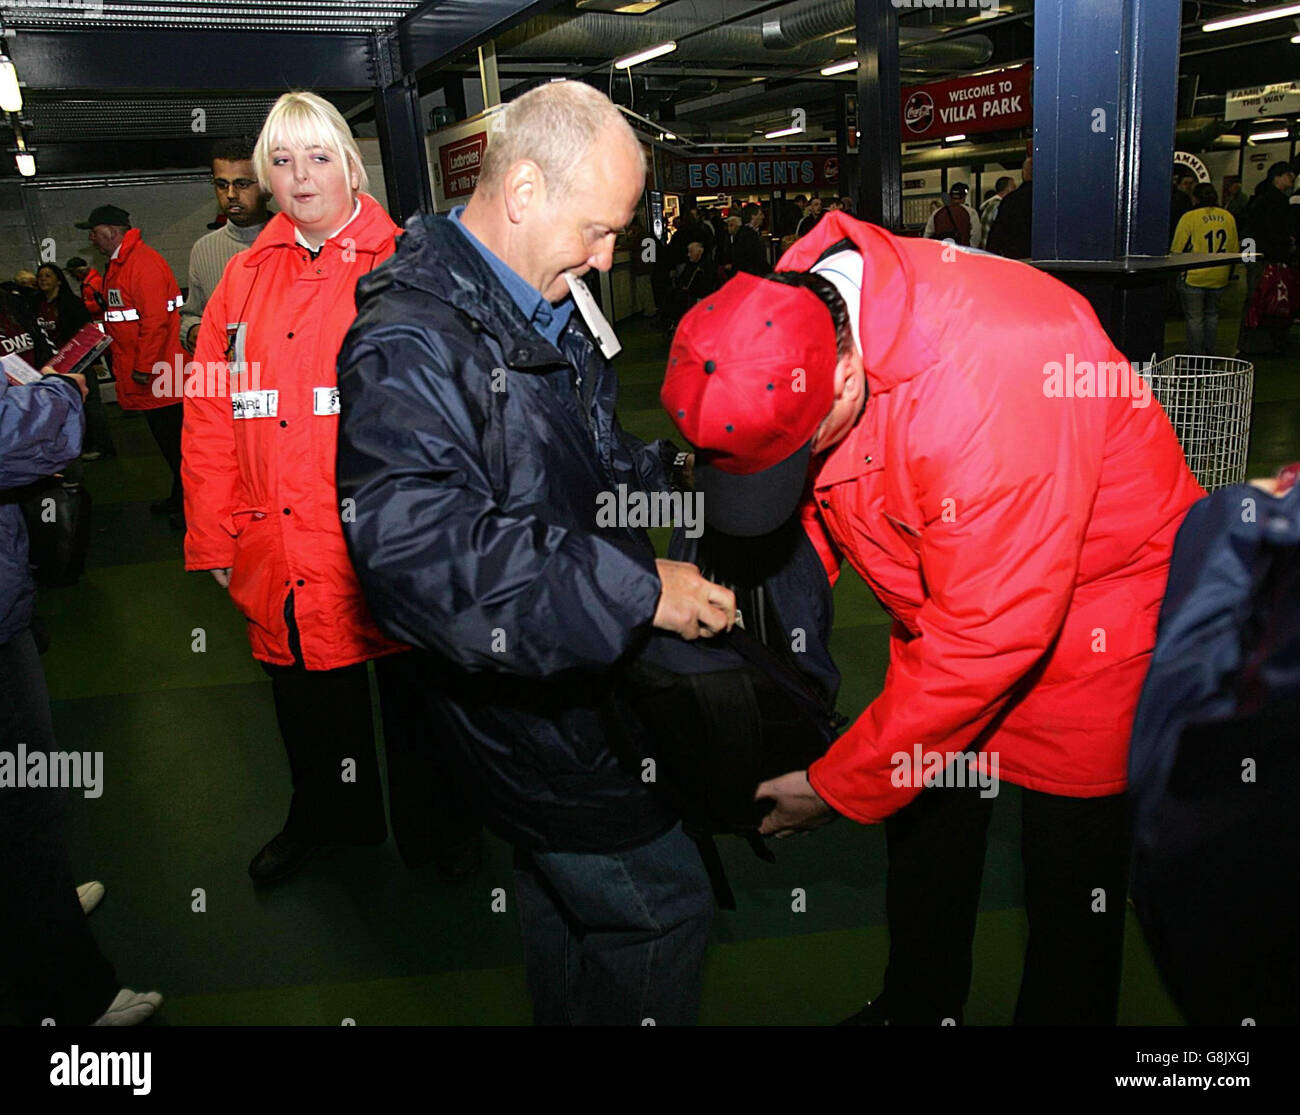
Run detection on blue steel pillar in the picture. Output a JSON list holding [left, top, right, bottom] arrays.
[[855, 0, 902, 232], [371, 33, 434, 224], [1033, 0, 1182, 361]]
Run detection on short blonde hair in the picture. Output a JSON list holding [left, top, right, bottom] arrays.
[[254, 91, 368, 194], [477, 80, 642, 201]]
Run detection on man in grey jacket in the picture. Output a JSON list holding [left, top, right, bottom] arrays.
[[180, 137, 270, 353]]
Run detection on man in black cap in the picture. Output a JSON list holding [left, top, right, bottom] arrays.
[[923, 182, 981, 247], [77, 204, 186, 524]]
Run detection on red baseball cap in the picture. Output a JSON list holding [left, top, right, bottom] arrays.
[[661, 273, 837, 536]]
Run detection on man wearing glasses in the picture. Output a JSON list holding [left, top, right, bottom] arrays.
[[181, 137, 271, 354]]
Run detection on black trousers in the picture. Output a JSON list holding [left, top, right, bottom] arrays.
[[0, 627, 118, 1025], [142, 402, 183, 504], [260, 599, 482, 865], [82, 361, 116, 456], [879, 781, 1131, 1026]]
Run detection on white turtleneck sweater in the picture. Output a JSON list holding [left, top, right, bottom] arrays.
[[181, 217, 268, 350]]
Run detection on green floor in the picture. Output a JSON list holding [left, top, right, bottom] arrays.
[[12, 271, 1297, 1026]]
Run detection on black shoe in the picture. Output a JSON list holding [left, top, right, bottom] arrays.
[[150, 496, 182, 515], [248, 832, 320, 885], [434, 836, 482, 883]]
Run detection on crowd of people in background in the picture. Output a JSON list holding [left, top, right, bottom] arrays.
[[637, 191, 858, 330]]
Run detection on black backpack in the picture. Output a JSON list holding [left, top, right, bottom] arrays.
[[20, 475, 94, 587], [606, 518, 845, 906]]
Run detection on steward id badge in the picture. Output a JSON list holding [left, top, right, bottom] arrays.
[[313, 386, 340, 415], [231, 390, 278, 419]]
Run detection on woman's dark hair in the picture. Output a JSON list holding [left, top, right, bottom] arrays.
[[36, 262, 91, 346], [1192, 182, 1219, 209], [764, 269, 855, 361]]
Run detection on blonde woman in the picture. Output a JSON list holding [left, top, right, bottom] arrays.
[[182, 92, 480, 884]]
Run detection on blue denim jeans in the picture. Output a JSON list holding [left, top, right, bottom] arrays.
[[513, 822, 714, 1025], [1178, 278, 1223, 356]]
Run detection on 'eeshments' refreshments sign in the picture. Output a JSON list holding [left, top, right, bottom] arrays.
[[668, 153, 840, 193], [900, 64, 1031, 141]]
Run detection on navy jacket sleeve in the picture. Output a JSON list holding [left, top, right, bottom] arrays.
[[337, 322, 664, 677], [615, 420, 678, 495], [0, 375, 84, 490]]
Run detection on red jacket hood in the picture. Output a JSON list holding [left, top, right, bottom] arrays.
[[109, 227, 145, 267], [776, 211, 941, 396], [243, 193, 397, 267]]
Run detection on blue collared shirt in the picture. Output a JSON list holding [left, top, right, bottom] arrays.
[[448, 206, 574, 348]]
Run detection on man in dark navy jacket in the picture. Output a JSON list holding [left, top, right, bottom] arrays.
[[337, 82, 734, 1026]]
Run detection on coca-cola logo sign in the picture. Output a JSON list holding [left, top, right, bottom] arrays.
[[903, 91, 935, 134]]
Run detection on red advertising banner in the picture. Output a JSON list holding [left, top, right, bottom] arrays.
[[900, 64, 1031, 141], [438, 132, 488, 199]]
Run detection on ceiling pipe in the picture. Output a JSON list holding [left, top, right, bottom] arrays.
[[496, 11, 991, 69]]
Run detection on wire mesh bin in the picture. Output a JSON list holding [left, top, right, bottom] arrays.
[[1144, 355, 1254, 491]]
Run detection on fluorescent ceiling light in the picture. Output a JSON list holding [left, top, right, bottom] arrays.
[[15, 152, 34, 177], [0, 57, 22, 114], [614, 41, 677, 68], [944, 134, 967, 142], [1248, 129, 1290, 142], [764, 125, 804, 139], [1203, 3, 1300, 32], [820, 58, 859, 76]]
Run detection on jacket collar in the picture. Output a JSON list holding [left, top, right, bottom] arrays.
[[358, 212, 568, 370], [813, 411, 877, 490], [108, 227, 143, 268], [776, 211, 938, 395], [242, 193, 395, 267]]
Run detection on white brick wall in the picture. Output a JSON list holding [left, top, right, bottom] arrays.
[[0, 180, 214, 287]]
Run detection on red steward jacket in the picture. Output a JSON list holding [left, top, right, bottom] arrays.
[[80, 267, 106, 322], [101, 230, 184, 411], [782, 213, 1205, 824], [181, 194, 405, 669]]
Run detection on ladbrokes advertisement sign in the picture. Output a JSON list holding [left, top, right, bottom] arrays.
[[438, 134, 487, 200], [900, 64, 1031, 141], [428, 106, 505, 212]]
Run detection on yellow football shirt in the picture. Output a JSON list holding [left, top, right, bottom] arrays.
[[1171, 206, 1240, 289]]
